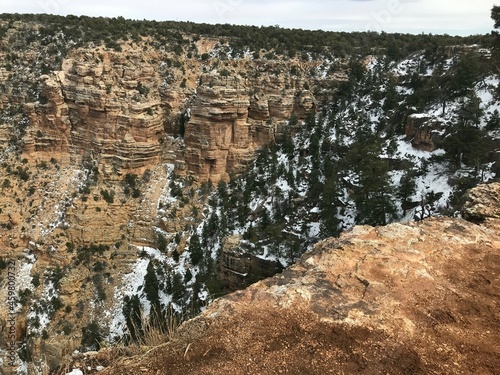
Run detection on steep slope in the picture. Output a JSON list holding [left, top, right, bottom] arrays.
[[86, 182, 499, 375], [190, 49, 500, 291], [21, 45, 317, 181], [0, 18, 340, 374]]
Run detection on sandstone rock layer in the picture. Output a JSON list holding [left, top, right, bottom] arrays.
[[23, 48, 166, 176]]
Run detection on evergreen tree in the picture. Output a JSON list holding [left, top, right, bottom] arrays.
[[491, 5, 500, 30], [349, 135, 397, 226], [434, 61, 452, 114], [307, 167, 323, 203], [144, 262, 161, 319], [443, 93, 488, 171], [259, 207, 271, 231], [457, 91, 483, 127], [189, 279, 202, 315], [189, 233, 203, 265], [216, 180, 228, 202], [491, 5, 500, 72], [281, 131, 295, 156], [81, 321, 102, 351], [486, 110, 500, 130], [382, 77, 398, 112], [172, 272, 185, 301], [184, 268, 193, 283], [320, 174, 341, 237], [398, 168, 418, 215], [171, 248, 180, 262], [122, 295, 142, 342], [450, 54, 482, 98]]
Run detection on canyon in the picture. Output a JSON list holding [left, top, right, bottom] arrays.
[[0, 15, 498, 374], [0, 19, 338, 373], [66, 182, 500, 375]]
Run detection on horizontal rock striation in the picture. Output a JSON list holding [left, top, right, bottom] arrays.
[[184, 66, 316, 181], [23, 48, 167, 175], [21, 46, 324, 181]]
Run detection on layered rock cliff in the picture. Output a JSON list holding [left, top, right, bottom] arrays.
[[23, 47, 166, 175], [88, 182, 500, 375], [20, 42, 319, 181], [0, 24, 335, 374], [184, 67, 315, 181]]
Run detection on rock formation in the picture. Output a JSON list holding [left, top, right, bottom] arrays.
[[1, 17, 498, 375], [20, 44, 320, 182], [405, 113, 444, 151], [219, 234, 284, 291], [23, 47, 167, 176], [185, 68, 315, 181], [91, 183, 500, 375], [0, 34, 333, 373]]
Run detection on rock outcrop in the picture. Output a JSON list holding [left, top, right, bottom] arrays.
[[181, 64, 315, 181], [219, 234, 284, 291], [23, 47, 167, 176], [461, 181, 500, 227], [405, 113, 444, 151], [21, 45, 320, 182], [95, 183, 500, 375]]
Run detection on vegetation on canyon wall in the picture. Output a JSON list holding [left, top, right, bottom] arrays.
[[0, 11, 498, 374]]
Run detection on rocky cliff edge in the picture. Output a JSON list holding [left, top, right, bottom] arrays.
[[64, 183, 500, 375]]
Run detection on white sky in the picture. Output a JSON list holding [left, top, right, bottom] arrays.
[[0, 0, 495, 35]]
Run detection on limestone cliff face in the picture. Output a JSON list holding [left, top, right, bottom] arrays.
[[21, 45, 320, 181], [185, 65, 315, 181], [23, 46, 168, 175], [95, 183, 500, 375]]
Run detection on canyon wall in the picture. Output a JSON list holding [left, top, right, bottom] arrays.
[[23, 46, 174, 176], [20, 44, 321, 181], [0, 35, 334, 374]]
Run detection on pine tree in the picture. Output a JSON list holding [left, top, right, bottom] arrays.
[[81, 321, 102, 351], [189, 233, 203, 265], [349, 136, 397, 226], [443, 93, 488, 171], [486, 110, 500, 130], [122, 295, 142, 342], [492, 5, 500, 30], [382, 77, 398, 112], [398, 168, 418, 215], [144, 262, 161, 319], [184, 268, 193, 283], [457, 91, 482, 127], [172, 248, 180, 262], [172, 272, 185, 301], [450, 53, 482, 98], [260, 207, 271, 231], [320, 174, 341, 237]]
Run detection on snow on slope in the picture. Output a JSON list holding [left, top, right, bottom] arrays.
[[102, 49, 499, 341]]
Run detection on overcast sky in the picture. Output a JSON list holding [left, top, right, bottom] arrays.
[[0, 0, 495, 35]]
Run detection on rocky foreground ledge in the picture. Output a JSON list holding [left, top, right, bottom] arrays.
[[65, 183, 500, 374]]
